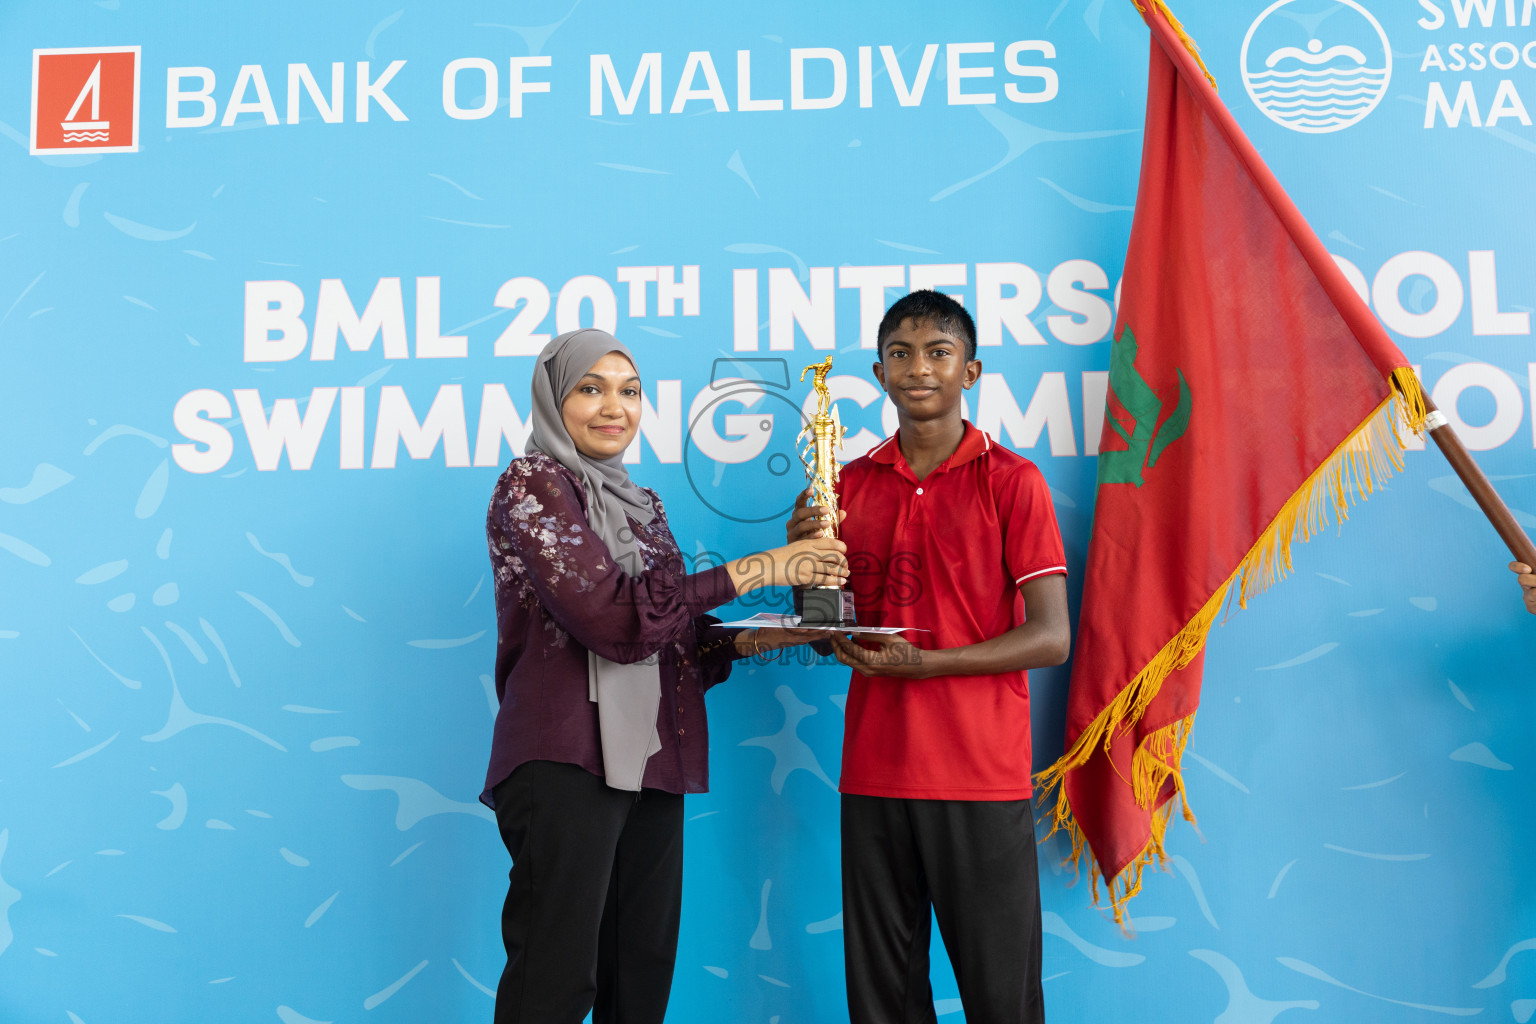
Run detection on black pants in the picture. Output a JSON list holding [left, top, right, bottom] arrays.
[[492, 760, 684, 1024], [842, 794, 1045, 1024]]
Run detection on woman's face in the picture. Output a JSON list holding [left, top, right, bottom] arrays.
[[561, 350, 642, 460]]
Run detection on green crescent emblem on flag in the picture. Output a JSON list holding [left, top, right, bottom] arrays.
[[1097, 326, 1192, 488]]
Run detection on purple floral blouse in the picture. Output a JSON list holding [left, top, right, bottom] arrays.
[[481, 453, 742, 805]]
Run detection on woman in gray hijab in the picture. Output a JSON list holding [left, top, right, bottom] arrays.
[[482, 329, 847, 1024]]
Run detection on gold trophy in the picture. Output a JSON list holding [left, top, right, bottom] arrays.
[[795, 356, 857, 626]]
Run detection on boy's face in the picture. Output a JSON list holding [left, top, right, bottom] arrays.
[[873, 317, 981, 423]]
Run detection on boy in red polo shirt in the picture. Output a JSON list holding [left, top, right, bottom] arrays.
[[788, 289, 1070, 1024]]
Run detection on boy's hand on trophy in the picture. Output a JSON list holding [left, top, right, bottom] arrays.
[[787, 487, 846, 542]]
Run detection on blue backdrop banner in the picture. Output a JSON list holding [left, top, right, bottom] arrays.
[[2, 1, 1534, 1021]]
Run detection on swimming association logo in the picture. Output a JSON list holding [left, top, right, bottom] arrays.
[[1240, 1, 1390, 135], [31, 46, 141, 155]]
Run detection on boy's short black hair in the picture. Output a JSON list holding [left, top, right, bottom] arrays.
[[876, 289, 977, 360]]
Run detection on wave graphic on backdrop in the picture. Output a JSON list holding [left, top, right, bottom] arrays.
[[1246, 61, 1387, 131], [1241, 0, 1391, 135]]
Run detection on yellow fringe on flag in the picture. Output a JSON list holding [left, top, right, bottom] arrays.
[[1037, 369, 1427, 925], [1235, 366, 1426, 609], [1131, 0, 1219, 91], [1043, 719, 1195, 929]]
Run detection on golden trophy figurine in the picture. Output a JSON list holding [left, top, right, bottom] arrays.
[[795, 355, 857, 626]]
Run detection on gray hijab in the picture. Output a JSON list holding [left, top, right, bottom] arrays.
[[526, 329, 661, 791]]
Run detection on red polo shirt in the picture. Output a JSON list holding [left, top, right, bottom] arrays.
[[836, 422, 1066, 801]]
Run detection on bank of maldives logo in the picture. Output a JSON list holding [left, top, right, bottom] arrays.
[[1241, 0, 1390, 134], [31, 46, 140, 155]]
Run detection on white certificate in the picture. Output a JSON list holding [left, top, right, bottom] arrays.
[[713, 612, 923, 634]]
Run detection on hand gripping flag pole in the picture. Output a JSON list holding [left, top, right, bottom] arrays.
[[1037, 0, 1536, 926]]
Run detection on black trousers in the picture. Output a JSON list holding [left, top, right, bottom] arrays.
[[492, 760, 684, 1024], [842, 794, 1045, 1024]]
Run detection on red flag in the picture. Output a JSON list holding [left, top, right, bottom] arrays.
[[1035, 0, 1427, 923]]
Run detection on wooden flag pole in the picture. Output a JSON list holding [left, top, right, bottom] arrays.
[[1422, 396, 1536, 567]]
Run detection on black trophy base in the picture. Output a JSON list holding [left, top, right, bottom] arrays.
[[795, 586, 856, 627]]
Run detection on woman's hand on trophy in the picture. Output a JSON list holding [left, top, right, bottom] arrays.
[[828, 632, 932, 679], [786, 487, 846, 542], [775, 537, 849, 588], [727, 536, 848, 595]]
